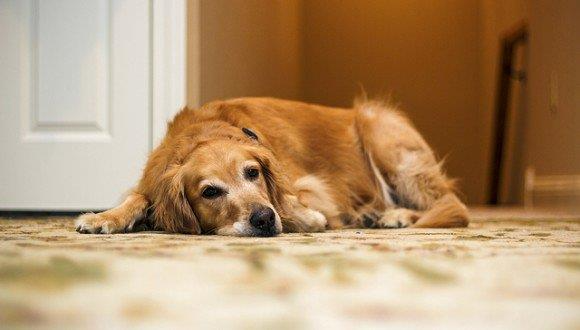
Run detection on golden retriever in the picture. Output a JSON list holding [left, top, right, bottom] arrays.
[[76, 98, 468, 236]]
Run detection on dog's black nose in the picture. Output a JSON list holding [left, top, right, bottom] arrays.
[[249, 206, 275, 232]]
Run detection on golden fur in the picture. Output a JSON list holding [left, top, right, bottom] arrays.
[[76, 98, 468, 236]]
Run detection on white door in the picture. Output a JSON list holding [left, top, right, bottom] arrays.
[[0, 0, 153, 211]]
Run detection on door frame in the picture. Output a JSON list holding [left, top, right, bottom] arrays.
[[151, 0, 191, 148]]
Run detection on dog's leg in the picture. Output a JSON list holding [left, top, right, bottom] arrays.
[[281, 195, 328, 233], [355, 183, 467, 230], [386, 150, 469, 228], [75, 192, 149, 234], [354, 101, 469, 229]]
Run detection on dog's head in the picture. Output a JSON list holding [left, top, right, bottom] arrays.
[[145, 123, 289, 236]]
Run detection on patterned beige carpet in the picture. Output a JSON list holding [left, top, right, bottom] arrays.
[[1, 208, 579, 329]]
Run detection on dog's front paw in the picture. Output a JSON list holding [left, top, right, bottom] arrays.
[[75, 213, 125, 234], [304, 208, 327, 232]]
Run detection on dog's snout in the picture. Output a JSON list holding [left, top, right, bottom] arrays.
[[249, 206, 275, 232]]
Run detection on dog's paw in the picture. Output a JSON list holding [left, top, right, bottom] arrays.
[[305, 208, 327, 231], [75, 213, 125, 234], [377, 209, 420, 229], [360, 211, 382, 228], [360, 209, 420, 229], [285, 195, 328, 232]]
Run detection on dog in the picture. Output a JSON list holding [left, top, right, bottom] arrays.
[[76, 98, 468, 236]]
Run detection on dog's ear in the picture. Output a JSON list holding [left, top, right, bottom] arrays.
[[151, 165, 201, 234], [251, 146, 292, 216]]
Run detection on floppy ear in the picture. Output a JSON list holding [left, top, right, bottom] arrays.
[[151, 165, 201, 234], [252, 147, 292, 217]]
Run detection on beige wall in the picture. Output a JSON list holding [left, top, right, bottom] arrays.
[[478, 0, 528, 204], [187, 0, 580, 206], [197, 0, 302, 104], [478, 0, 580, 207], [525, 0, 580, 175], [302, 0, 484, 203]]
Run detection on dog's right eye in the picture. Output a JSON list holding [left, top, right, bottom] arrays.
[[201, 186, 223, 199]]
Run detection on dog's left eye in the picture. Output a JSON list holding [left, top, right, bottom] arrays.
[[201, 186, 223, 199], [244, 168, 260, 180]]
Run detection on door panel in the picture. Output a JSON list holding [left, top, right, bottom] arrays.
[[36, 0, 109, 127], [0, 0, 151, 210]]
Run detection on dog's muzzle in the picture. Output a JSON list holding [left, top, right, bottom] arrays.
[[249, 206, 277, 237]]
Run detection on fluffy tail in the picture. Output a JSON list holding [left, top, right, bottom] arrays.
[[413, 194, 469, 228]]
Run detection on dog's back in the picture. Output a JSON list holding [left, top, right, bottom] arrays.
[[182, 97, 469, 229]]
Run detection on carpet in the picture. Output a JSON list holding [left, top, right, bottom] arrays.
[[1, 208, 579, 329]]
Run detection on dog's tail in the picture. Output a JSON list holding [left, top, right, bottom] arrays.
[[412, 193, 469, 228]]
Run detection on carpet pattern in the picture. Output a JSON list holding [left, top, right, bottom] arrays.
[[1, 209, 579, 329]]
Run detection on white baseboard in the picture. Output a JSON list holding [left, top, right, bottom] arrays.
[[524, 167, 580, 211]]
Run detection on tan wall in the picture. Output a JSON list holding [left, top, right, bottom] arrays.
[[197, 0, 302, 103], [302, 0, 484, 204], [187, 0, 580, 206], [479, 0, 580, 206], [478, 0, 528, 203], [524, 0, 580, 175]]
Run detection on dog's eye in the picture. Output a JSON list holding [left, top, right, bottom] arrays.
[[201, 186, 223, 199], [242, 127, 258, 140], [244, 168, 260, 180]]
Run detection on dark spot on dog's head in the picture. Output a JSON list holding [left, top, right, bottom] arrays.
[[242, 127, 259, 140]]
